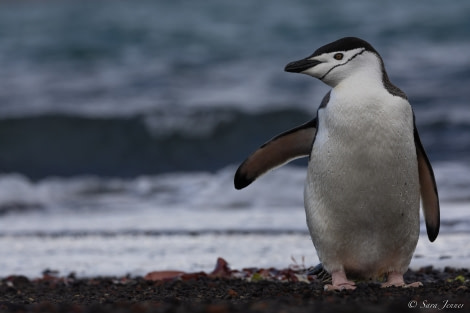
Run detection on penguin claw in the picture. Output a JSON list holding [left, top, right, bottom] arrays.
[[380, 281, 423, 288], [324, 283, 357, 291], [381, 281, 423, 288], [404, 281, 423, 288]]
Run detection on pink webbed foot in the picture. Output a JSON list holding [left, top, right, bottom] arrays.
[[381, 271, 423, 288], [324, 270, 356, 291]]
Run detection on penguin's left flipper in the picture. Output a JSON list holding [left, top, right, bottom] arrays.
[[414, 122, 440, 242], [234, 119, 317, 190]]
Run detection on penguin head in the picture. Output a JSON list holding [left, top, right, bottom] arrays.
[[285, 37, 383, 87]]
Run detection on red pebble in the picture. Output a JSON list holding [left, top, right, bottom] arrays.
[[210, 257, 232, 278], [144, 271, 185, 281]]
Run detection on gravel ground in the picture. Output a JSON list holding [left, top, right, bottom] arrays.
[[0, 264, 469, 313]]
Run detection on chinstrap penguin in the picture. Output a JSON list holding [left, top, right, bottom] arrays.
[[234, 37, 440, 291]]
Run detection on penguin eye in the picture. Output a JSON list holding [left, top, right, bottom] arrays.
[[334, 53, 344, 60]]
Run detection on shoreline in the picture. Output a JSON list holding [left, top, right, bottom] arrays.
[[0, 260, 469, 313]]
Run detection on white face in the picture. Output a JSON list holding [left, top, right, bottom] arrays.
[[301, 48, 378, 86]]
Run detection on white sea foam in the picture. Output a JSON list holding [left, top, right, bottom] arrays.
[[0, 232, 468, 279], [1, 162, 469, 277]]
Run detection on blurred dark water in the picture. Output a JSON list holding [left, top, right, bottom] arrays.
[[0, 110, 310, 178]]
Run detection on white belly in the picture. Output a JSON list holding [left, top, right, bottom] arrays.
[[304, 92, 420, 279]]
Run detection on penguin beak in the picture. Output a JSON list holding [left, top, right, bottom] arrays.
[[284, 58, 322, 73]]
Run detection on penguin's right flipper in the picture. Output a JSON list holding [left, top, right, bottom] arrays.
[[413, 122, 440, 242], [234, 119, 317, 190]]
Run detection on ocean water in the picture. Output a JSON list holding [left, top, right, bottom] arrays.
[[0, 0, 469, 278]]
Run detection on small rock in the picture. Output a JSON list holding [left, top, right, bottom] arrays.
[[227, 288, 238, 298], [144, 271, 185, 281], [210, 257, 232, 278]]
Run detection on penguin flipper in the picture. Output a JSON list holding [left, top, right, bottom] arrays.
[[234, 119, 317, 190], [414, 124, 440, 242]]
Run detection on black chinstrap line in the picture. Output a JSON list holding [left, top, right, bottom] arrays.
[[320, 48, 366, 81]]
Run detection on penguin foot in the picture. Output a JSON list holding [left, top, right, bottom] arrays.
[[324, 270, 356, 291], [402, 282, 423, 288], [324, 282, 357, 291], [381, 271, 423, 288], [381, 281, 423, 288]]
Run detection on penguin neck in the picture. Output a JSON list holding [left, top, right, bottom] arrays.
[[330, 56, 407, 100], [335, 61, 385, 92]]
